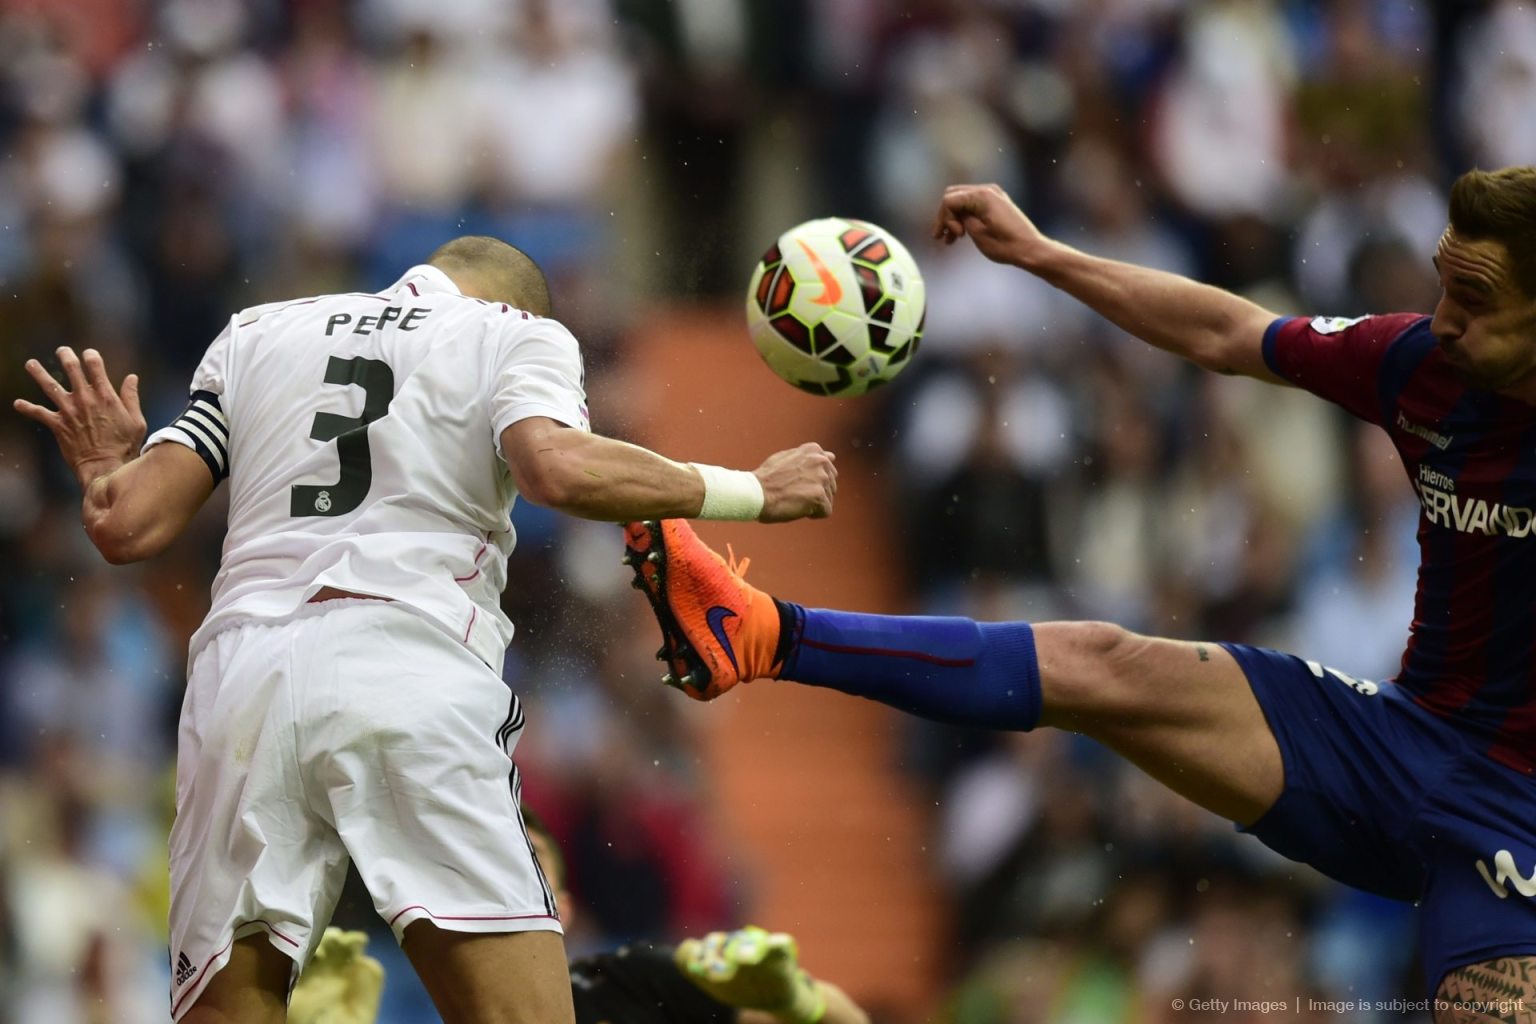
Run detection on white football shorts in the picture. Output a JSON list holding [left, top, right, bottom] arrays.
[[167, 600, 559, 1020]]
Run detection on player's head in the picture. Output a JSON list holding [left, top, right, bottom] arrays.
[[1431, 166, 1536, 390], [427, 236, 552, 316], [520, 806, 574, 925]]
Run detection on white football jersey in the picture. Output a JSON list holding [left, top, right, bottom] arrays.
[[145, 264, 589, 667]]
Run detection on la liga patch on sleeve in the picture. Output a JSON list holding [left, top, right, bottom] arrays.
[[1309, 315, 1371, 335]]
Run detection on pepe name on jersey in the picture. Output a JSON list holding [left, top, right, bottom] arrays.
[[324, 306, 433, 336]]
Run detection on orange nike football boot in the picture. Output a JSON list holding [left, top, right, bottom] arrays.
[[622, 519, 784, 700]]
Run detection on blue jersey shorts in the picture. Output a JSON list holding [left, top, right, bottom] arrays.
[[1224, 643, 1536, 992]]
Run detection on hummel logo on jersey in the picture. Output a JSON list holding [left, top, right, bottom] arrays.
[[175, 951, 198, 986], [705, 605, 740, 673], [1477, 850, 1536, 899], [1396, 411, 1453, 451]]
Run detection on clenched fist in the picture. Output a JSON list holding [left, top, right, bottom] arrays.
[[753, 442, 837, 522], [932, 183, 1054, 270]]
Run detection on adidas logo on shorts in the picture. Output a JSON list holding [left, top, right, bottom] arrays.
[[175, 951, 198, 986]]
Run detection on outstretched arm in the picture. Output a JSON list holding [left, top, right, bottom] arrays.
[[14, 347, 215, 564], [501, 417, 838, 524], [934, 183, 1283, 381]]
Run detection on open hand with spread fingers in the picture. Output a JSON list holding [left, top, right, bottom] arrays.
[[14, 347, 146, 488]]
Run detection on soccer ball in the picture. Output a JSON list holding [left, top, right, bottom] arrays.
[[745, 217, 925, 397]]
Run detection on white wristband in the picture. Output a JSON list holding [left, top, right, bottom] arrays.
[[691, 463, 764, 521]]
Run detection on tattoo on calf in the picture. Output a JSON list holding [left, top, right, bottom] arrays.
[[1435, 957, 1536, 1024]]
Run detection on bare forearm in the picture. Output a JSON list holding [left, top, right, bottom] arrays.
[[518, 431, 706, 521], [1023, 239, 1280, 378], [82, 462, 177, 565], [505, 417, 835, 523], [80, 458, 141, 563], [81, 447, 213, 563], [18, 349, 213, 561]]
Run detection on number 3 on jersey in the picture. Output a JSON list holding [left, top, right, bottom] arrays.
[[291, 356, 395, 517]]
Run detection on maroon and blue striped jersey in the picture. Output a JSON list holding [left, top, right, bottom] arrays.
[[1265, 313, 1536, 773]]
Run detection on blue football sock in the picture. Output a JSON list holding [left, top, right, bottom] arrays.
[[776, 603, 1041, 730]]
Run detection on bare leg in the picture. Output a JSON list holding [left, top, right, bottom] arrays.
[[1435, 957, 1536, 1024], [1034, 622, 1283, 824], [182, 934, 292, 1024], [402, 923, 575, 1024], [632, 522, 1286, 824]]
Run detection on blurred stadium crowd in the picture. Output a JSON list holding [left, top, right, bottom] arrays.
[[2, 0, 1533, 1021]]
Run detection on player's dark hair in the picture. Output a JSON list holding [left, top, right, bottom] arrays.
[[1448, 167, 1536, 297], [427, 236, 553, 315], [519, 804, 567, 890]]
